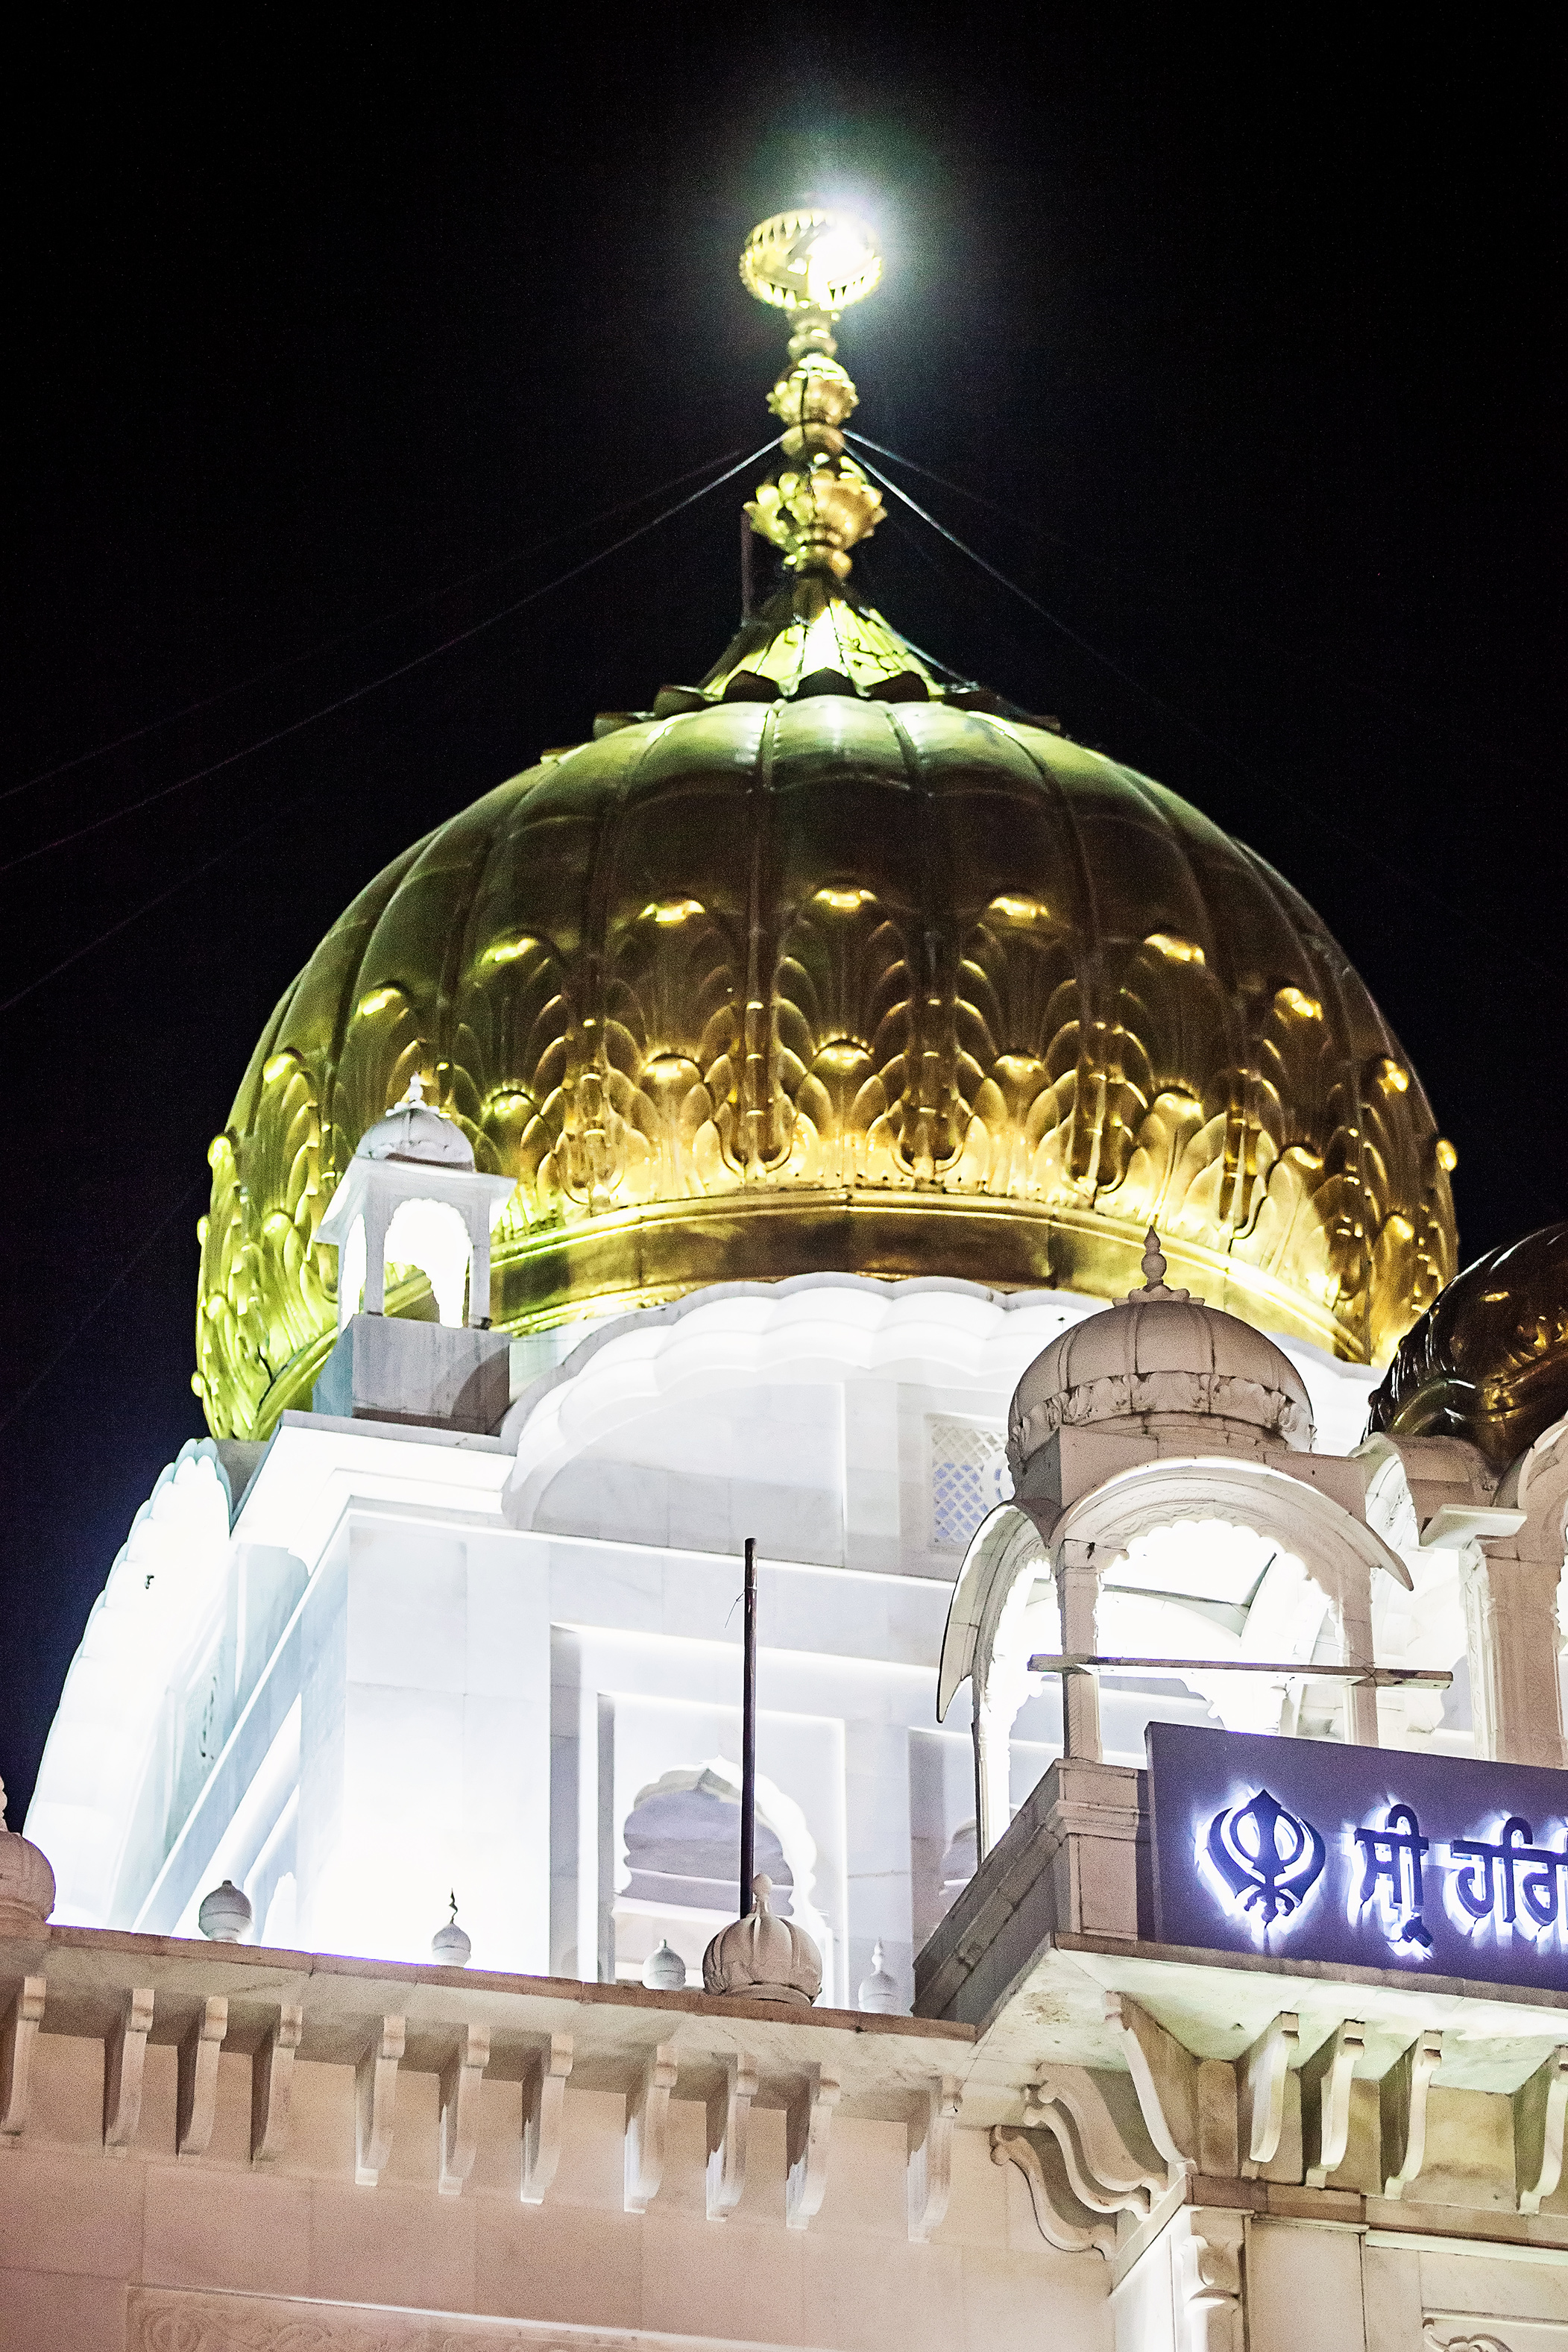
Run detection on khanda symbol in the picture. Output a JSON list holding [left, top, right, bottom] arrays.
[[1206, 1788, 1326, 1928]]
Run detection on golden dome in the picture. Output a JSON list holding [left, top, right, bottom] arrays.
[[193, 213, 1458, 1441]]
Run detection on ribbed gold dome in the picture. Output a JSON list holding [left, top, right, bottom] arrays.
[[195, 612, 1456, 1438], [193, 209, 1457, 1438]]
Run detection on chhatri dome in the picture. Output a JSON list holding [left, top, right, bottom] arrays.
[[195, 207, 1457, 1438]]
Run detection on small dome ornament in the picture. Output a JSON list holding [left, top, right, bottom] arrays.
[[703, 1875, 822, 2007], [197, 1878, 253, 1943], [641, 1939, 688, 1991], [857, 1939, 898, 2014], [432, 1892, 472, 1966], [357, 1072, 476, 1169], [1007, 1226, 1315, 1475], [0, 1778, 55, 1934]]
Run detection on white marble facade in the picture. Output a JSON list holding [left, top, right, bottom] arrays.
[[28, 1271, 1410, 2007]]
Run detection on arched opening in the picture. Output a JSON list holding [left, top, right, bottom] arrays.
[[611, 1763, 806, 1987]]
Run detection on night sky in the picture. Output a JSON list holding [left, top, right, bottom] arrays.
[[4, 16, 1561, 1819]]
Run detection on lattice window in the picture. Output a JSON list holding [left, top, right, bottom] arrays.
[[928, 1418, 1009, 1550]]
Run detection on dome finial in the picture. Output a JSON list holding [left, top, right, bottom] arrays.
[[1130, 1226, 1191, 1304], [740, 208, 887, 582]]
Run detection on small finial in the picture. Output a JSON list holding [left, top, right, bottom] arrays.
[[402, 1071, 429, 1108], [857, 1937, 898, 2013], [752, 1872, 773, 1912], [1128, 1226, 1190, 1303], [432, 1893, 472, 1966]]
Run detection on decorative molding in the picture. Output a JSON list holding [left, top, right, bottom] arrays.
[[705, 2051, 758, 2221], [127, 2283, 851, 2349], [1514, 2042, 1568, 2214], [251, 2004, 304, 2165], [520, 2034, 573, 2205], [1239, 2010, 1299, 2175], [438, 2024, 491, 2198], [1025, 2069, 1162, 2216], [104, 1984, 155, 2155], [1172, 2210, 1244, 2352], [784, 2063, 839, 2230], [0, 1975, 45, 2139], [354, 2014, 406, 2188], [1103, 1992, 1197, 2179], [1382, 2028, 1443, 2201], [990, 2125, 1116, 2256], [624, 2042, 678, 2214], [177, 1995, 230, 2160], [907, 2072, 961, 2243], [1301, 2017, 1364, 2189]]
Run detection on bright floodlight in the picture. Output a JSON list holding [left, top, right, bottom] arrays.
[[740, 208, 883, 316]]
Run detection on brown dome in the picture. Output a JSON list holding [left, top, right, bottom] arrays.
[[1368, 1222, 1568, 1469]]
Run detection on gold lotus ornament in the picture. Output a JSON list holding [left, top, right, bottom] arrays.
[[741, 209, 887, 581], [739, 209, 883, 315]]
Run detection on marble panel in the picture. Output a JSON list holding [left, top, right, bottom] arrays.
[[1420, 2245, 1568, 2322], [204, 2048, 256, 2169], [802, 2222, 964, 2352], [643, 2206, 806, 2344], [28, 2025, 108, 2150], [465, 1547, 549, 1701], [347, 1527, 468, 1692], [473, 2195, 643, 2326], [1361, 2242, 1424, 2352], [277, 2057, 356, 2180], [938, 2120, 1011, 2249], [1244, 2219, 1365, 2352], [0, 2267, 126, 2352], [547, 2086, 631, 2213], [142, 2161, 310, 2295], [808, 2115, 907, 2241], [383, 2063, 441, 2188], [960, 2242, 1112, 2350], [306, 2177, 476, 2311], [0, 2143, 145, 2278]]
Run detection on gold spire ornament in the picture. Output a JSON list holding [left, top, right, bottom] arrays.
[[740, 209, 887, 581]]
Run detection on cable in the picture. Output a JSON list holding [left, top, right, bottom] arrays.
[[6, 443, 760, 806], [0, 1175, 208, 1439], [846, 429, 1554, 784], [858, 442, 1567, 993], [0, 441, 778, 881]]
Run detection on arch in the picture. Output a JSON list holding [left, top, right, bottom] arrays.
[[939, 1453, 1417, 1849]]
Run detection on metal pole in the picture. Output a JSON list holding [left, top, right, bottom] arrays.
[[740, 512, 756, 621], [740, 1535, 758, 1914]]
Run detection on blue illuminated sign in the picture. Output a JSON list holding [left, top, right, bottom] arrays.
[[1147, 1723, 1568, 1992]]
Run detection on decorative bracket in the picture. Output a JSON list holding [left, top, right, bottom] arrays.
[[1240, 2011, 1299, 2176], [1301, 2018, 1364, 2189], [355, 2014, 406, 2187], [1514, 2043, 1568, 2214], [251, 2004, 303, 2164], [0, 1977, 45, 2141], [1173, 2208, 1244, 2352], [104, 1987, 155, 2156], [992, 2125, 1116, 2254], [624, 2042, 678, 2214], [705, 2051, 759, 2221], [438, 2024, 491, 2198], [907, 2073, 961, 2243], [520, 2034, 573, 2205], [1026, 2069, 1163, 2216], [1381, 2028, 1443, 2201], [784, 2063, 840, 2230], [1103, 1992, 1197, 2179], [177, 1996, 229, 2160]]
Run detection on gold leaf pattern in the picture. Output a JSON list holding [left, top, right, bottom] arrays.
[[196, 701, 1455, 1436]]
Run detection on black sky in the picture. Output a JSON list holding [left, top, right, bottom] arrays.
[[4, 12, 1562, 1818]]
